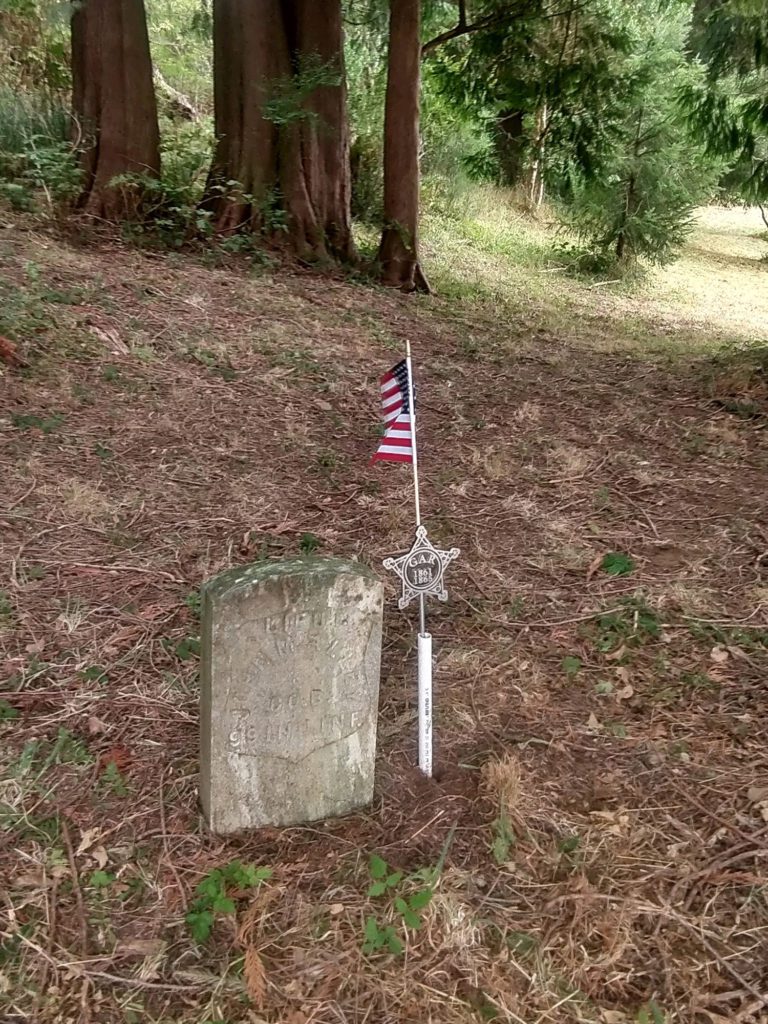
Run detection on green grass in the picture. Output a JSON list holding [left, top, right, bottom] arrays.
[[0, 85, 69, 158], [410, 187, 768, 358]]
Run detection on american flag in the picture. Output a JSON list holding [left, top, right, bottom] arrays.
[[371, 358, 414, 464]]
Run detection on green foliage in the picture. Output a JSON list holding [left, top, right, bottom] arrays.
[[262, 55, 341, 127], [0, 0, 70, 94], [0, 85, 78, 210], [562, 655, 582, 676], [299, 532, 321, 555], [49, 727, 92, 766], [0, 699, 20, 721], [100, 760, 129, 797], [490, 809, 516, 864], [80, 665, 109, 685], [162, 634, 199, 659], [362, 852, 436, 955], [89, 869, 116, 889], [600, 551, 635, 577], [146, 0, 213, 111], [637, 1000, 666, 1024], [593, 596, 661, 653], [564, 9, 720, 265], [685, 0, 768, 200], [11, 411, 63, 433], [185, 860, 272, 943]]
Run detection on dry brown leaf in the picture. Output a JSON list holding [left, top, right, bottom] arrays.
[[586, 553, 603, 580], [76, 827, 101, 855], [118, 938, 166, 957], [91, 845, 109, 869], [14, 870, 53, 888], [89, 324, 129, 354], [606, 645, 627, 662], [237, 885, 280, 947], [243, 946, 267, 1009]]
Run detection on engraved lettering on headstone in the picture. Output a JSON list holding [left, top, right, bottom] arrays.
[[200, 558, 383, 834]]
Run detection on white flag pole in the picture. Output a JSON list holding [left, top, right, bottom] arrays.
[[405, 340, 432, 776]]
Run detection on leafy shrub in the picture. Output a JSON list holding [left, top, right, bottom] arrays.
[[185, 860, 272, 943], [0, 86, 78, 211]]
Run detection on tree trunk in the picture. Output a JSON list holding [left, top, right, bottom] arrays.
[[202, 0, 354, 263], [71, 0, 160, 220], [377, 0, 429, 292], [524, 103, 548, 210], [494, 109, 526, 187]]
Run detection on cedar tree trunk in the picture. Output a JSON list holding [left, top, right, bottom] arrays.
[[202, 0, 354, 263], [377, 0, 429, 292], [71, 0, 160, 220]]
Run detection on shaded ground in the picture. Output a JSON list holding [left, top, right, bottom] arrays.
[[1, 212, 767, 1024]]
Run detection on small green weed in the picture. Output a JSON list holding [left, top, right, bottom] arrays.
[[11, 412, 64, 434], [0, 699, 20, 721], [688, 619, 768, 652], [594, 485, 612, 511], [48, 727, 92, 767], [89, 870, 116, 890], [163, 635, 201, 660], [299, 532, 321, 555], [190, 347, 237, 380], [94, 442, 113, 460], [562, 655, 582, 677], [637, 1001, 666, 1024], [557, 833, 582, 872], [600, 551, 635, 577], [490, 808, 516, 864], [0, 591, 14, 629], [592, 597, 661, 654], [362, 849, 448, 956], [100, 760, 129, 797], [81, 665, 109, 685], [184, 590, 202, 619], [185, 860, 272, 943]]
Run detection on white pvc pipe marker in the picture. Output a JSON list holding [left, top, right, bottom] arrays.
[[418, 632, 433, 776]]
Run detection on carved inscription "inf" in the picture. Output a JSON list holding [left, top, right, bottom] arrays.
[[224, 605, 370, 758], [228, 707, 368, 754]]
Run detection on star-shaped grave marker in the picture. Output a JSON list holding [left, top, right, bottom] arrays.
[[383, 525, 460, 610]]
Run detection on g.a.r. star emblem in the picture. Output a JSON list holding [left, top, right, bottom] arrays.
[[383, 525, 460, 610]]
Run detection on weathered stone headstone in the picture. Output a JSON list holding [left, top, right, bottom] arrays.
[[200, 557, 383, 834]]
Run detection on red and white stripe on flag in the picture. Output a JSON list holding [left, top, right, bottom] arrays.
[[371, 358, 414, 464]]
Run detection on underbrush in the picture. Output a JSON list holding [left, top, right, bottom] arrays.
[[0, 86, 77, 212]]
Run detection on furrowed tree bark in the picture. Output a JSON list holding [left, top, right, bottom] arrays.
[[202, 0, 354, 262], [377, 0, 429, 292], [71, 0, 160, 220]]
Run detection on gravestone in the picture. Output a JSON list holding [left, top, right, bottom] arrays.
[[199, 557, 384, 834]]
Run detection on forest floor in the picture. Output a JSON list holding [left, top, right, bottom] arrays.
[[1, 201, 767, 1024]]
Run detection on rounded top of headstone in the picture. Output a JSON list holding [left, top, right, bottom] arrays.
[[202, 556, 378, 604]]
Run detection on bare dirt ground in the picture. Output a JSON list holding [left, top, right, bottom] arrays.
[[1, 214, 767, 1024]]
